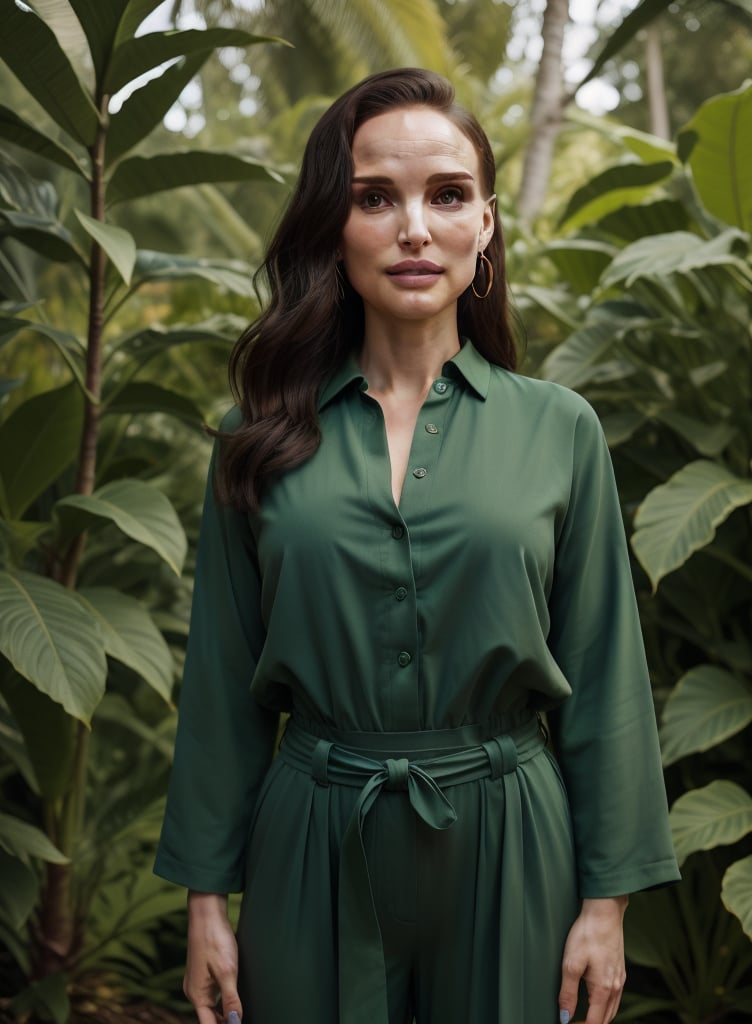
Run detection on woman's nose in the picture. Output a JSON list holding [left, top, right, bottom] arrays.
[[397, 200, 431, 247]]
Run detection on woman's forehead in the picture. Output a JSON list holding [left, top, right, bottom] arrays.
[[351, 106, 479, 174]]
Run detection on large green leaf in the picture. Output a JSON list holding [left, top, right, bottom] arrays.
[[559, 161, 675, 231], [632, 460, 752, 590], [105, 27, 288, 94], [544, 240, 618, 294], [0, 0, 100, 147], [55, 480, 187, 576], [722, 855, 752, 942], [106, 51, 208, 166], [102, 380, 205, 427], [678, 82, 752, 233], [613, 125, 679, 166], [0, 106, 85, 177], [115, 313, 246, 364], [0, 210, 84, 264], [9, 321, 89, 398], [66, 0, 129, 81], [660, 666, 752, 766], [670, 780, 752, 865], [107, 151, 283, 205], [656, 410, 737, 458], [77, 587, 174, 703], [0, 571, 106, 724], [74, 210, 136, 285], [0, 381, 84, 520], [131, 251, 256, 298], [599, 229, 751, 291], [540, 320, 633, 390], [0, 811, 68, 866]]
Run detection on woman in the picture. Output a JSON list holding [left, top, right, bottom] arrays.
[[155, 68, 680, 1024]]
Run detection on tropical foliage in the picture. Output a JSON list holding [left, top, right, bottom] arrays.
[[0, 1, 283, 1019], [535, 82, 752, 1021]]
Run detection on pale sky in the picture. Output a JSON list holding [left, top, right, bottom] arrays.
[[127, 0, 636, 128]]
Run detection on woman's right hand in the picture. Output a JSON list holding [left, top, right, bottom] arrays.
[[185, 890, 243, 1023]]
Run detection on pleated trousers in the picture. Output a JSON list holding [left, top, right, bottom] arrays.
[[237, 713, 580, 1024]]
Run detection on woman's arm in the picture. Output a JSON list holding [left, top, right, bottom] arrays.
[[185, 891, 242, 1024], [558, 895, 629, 1024]]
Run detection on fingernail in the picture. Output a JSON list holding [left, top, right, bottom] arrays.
[[228, 1013, 240, 1024], [560, 1012, 570, 1024]]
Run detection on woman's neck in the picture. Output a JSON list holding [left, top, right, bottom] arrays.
[[358, 316, 461, 399]]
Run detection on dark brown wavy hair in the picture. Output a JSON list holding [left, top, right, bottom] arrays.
[[216, 68, 517, 510]]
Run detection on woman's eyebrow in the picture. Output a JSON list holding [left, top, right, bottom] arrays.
[[351, 171, 476, 185]]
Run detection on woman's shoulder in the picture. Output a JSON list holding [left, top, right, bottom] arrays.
[[489, 366, 600, 425]]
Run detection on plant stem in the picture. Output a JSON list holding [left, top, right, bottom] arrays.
[[37, 96, 109, 980]]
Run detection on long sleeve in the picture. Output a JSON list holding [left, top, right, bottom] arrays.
[[546, 401, 680, 898], [154, 414, 279, 893]]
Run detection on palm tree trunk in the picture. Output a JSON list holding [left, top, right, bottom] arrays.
[[516, 0, 570, 224], [645, 22, 670, 139]]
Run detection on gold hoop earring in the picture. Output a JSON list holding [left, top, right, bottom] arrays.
[[472, 252, 493, 299]]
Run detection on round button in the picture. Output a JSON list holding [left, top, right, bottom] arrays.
[[398, 651, 412, 667], [434, 380, 448, 394], [392, 524, 405, 539], [425, 423, 439, 434], [413, 467, 427, 479], [395, 586, 408, 601]]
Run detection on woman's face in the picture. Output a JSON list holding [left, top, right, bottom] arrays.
[[339, 105, 495, 331]]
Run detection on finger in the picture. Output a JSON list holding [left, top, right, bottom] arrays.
[[194, 1007, 219, 1024], [558, 960, 582, 1022], [584, 985, 611, 1024]]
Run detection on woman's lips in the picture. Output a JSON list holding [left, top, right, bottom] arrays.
[[386, 260, 444, 286]]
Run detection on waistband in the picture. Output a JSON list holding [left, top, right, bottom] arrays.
[[278, 715, 546, 1024]]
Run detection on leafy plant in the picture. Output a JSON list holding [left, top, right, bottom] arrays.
[[0, 1, 284, 1019], [534, 83, 752, 1021]]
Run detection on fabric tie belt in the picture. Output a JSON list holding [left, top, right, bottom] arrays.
[[279, 715, 546, 1024]]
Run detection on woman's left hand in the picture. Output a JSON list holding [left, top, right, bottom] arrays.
[[558, 895, 628, 1024]]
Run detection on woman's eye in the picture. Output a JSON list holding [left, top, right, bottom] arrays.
[[362, 192, 386, 209], [435, 188, 462, 206]]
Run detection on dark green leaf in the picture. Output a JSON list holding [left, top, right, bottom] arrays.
[[55, 480, 187, 575], [558, 161, 675, 231], [545, 240, 618, 294], [0, 210, 84, 264], [66, 0, 129, 81], [106, 51, 208, 165], [0, 811, 68, 865], [105, 27, 289, 94], [116, 313, 245, 364], [130, 251, 255, 297], [74, 210, 136, 284], [0, 572, 107, 725], [77, 587, 174, 703], [0, 381, 84, 520], [103, 380, 205, 427], [107, 150, 284, 205], [0, 105, 86, 177], [0, 0, 100, 147], [0, 156, 58, 218]]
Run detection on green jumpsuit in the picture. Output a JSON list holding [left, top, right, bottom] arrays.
[[154, 340, 680, 1023]]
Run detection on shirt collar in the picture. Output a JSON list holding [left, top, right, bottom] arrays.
[[443, 338, 490, 400], [317, 337, 491, 410], [317, 351, 366, 410]]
